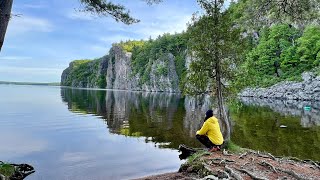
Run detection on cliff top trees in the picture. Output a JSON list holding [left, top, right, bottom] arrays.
[[235, 0, 320, 29]]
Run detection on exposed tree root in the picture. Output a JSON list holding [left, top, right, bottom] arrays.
[[222, 149, 232, 156], [267, 153, 276, 160], [258, 161, 277, 173], [276, 167, 308, 180], [225, 165, 243, 180], [178, 145, 320, 180], [235, 168, 268, 180], [239, 152, 248, 159]]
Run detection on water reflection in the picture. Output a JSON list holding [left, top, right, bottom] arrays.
[[232, 97, 320, 161], [240, 97, 320, 127], [60, 88, 320, 161], [60, 88, 203, 149]]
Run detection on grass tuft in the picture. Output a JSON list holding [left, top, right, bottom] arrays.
[[187, 150, 210, 164], [224, 140, 243, 153], [0, 163, 15, 177]]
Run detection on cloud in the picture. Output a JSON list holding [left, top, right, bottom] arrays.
[[22, 3, 48, 9], [7, 15, 54, 36], [0, 56, 33, 61]]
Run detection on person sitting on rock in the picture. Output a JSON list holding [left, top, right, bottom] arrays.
[[196, 109, 224, 152]]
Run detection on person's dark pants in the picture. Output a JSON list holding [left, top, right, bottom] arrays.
[[196, 134, 215, 149]]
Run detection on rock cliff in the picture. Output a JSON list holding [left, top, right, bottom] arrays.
[[239, 72, 320, 101], [61, 58, 107, 88], [61, 46, 181, 92]]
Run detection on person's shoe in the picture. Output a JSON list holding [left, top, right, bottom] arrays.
[[208, 146, 220, 152]]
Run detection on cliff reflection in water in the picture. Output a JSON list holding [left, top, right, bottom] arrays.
[[60, 88, 205, 149], [60, 88, 320, 160]]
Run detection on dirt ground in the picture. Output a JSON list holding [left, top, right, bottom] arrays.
[[133, 172, 193, 180], [135, 149, 320, 180]]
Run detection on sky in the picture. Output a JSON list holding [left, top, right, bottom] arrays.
[[0, 0, 202, 83]]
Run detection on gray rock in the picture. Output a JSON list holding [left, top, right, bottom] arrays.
[[239, 72, 320, 101], [61, 45, 181, 93], [302, 72, 315, 82]]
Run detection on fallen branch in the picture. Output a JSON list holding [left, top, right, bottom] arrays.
[[225, 166, 243, 180]]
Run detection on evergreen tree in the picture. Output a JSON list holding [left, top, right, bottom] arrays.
[[186, 0, 244, 140]]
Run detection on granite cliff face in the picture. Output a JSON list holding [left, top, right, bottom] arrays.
[[61, 58, 107, 88], [61, 46, 181, 92], [239, 72, 320, 101]]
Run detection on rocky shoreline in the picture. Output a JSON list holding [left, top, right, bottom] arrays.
[[136, 149, 320, 180], [239, 72, 320, 101]]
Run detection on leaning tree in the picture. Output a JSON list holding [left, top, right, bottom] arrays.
[[185, 0, 245, 140]]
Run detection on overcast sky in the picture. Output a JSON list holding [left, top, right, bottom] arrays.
[[0, 0, 201, 82]]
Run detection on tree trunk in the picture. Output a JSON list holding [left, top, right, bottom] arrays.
[[0, 0, 13, 52], [213, 0, 231, 141]]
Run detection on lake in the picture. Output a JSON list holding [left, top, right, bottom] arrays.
[[0, 85, 319, 179]]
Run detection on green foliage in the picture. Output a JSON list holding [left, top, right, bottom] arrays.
[[224, 140, 243, 153], [79, 0, 163, 25], [130, 33, 188, 85], [0, 163, 15, 177], [62, 59, 106, 88], [187, 151, 210, 164], [234, 0, 320, 29], [234, 24, 320, 89], [116, 40, 145, 52], [296, 26, 320, 68], [185, 1, 246, 96], [155, 63, 168, 76], [97, 75, 106, 88]]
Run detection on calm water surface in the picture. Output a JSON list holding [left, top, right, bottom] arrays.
[[0, 85, 319, 180]]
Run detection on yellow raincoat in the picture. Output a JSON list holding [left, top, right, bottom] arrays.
[[196, 116, 224, 145]]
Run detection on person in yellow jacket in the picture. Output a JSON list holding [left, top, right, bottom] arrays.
[[196, 109, 224, 152]]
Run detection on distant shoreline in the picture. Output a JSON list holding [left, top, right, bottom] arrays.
[[0, 81, 60, 86]]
